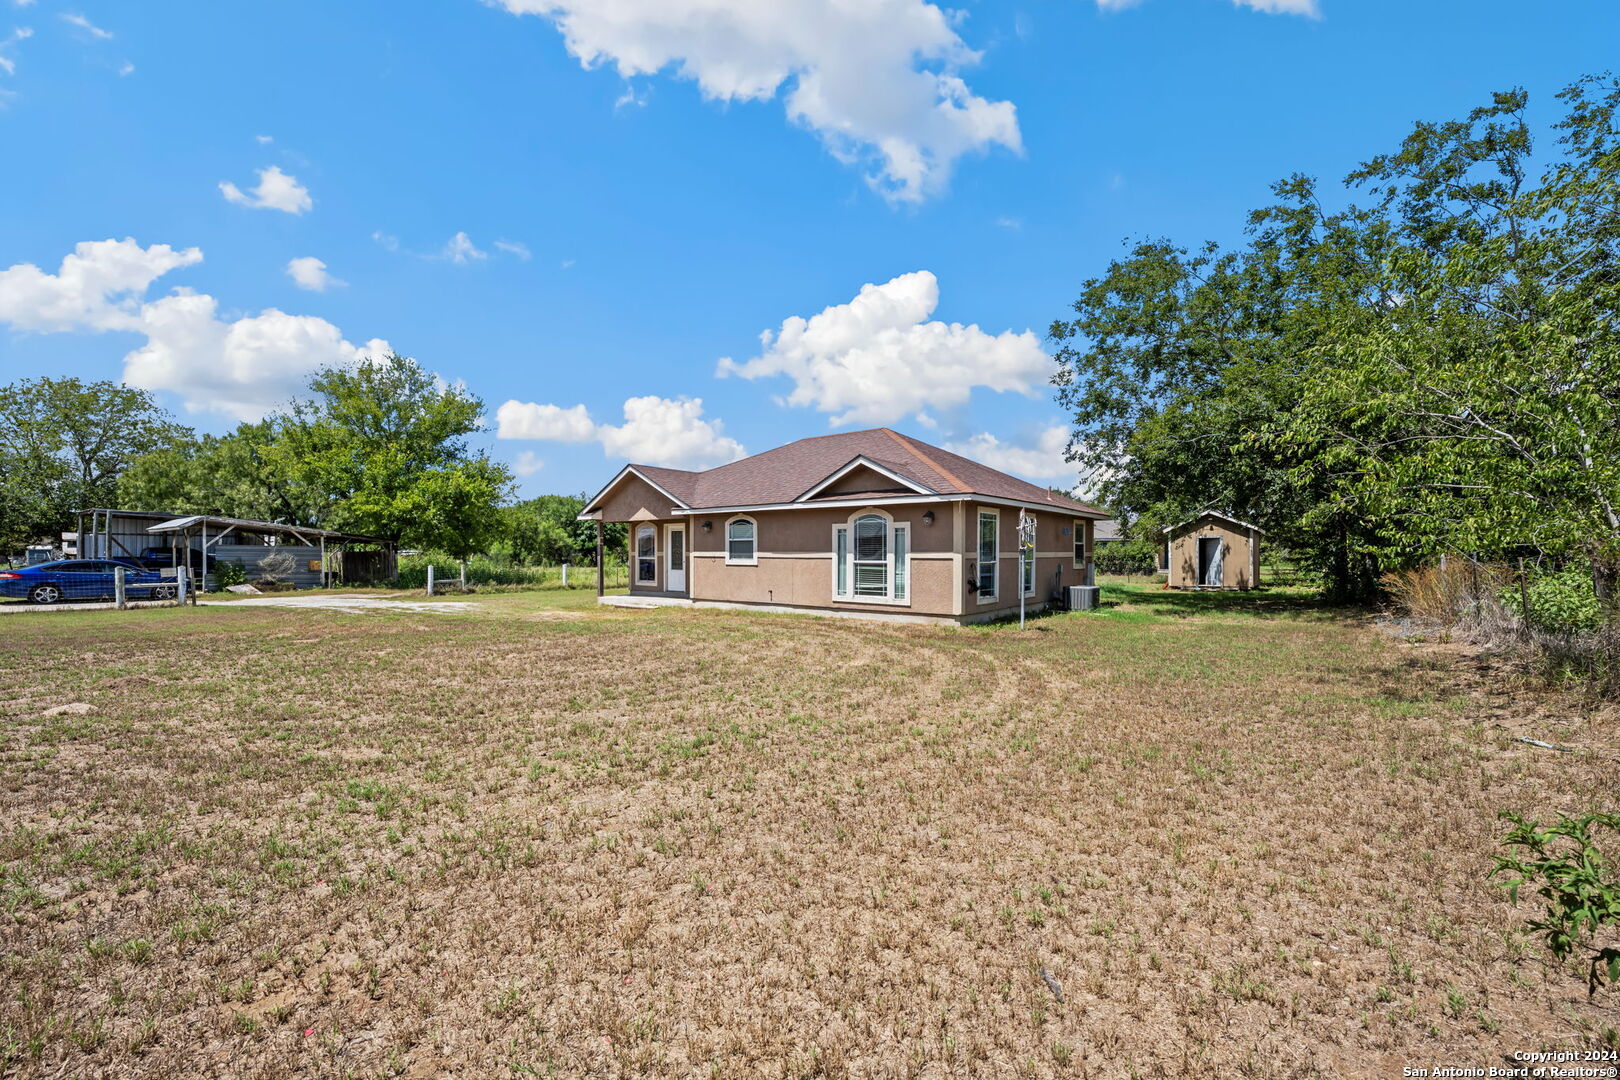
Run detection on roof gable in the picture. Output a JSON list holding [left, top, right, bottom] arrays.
[[1163, 510, 1265, 535], [797, 456, 935, 501]]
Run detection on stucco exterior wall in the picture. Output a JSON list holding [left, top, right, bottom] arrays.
[[596, 474, 684, 523], [689, 504, 954, 554], [610, 494, 1098, 621], [1167, 515, 1259, 590], [959, 505, 1092, 615]]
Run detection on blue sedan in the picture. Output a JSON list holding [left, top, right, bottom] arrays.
[[0, 559, 179, 605]]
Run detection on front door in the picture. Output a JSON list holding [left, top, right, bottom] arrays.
[[666, 525, 686, 593]]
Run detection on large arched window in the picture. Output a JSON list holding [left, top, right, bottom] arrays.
[[635, 525, 657, 584], [832, 510, 908, 604], [725, 517, 757, 565]]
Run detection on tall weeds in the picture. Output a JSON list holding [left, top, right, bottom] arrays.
[[1384, 561, 1620, 697]]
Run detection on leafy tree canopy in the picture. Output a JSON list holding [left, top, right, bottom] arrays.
[[0, 378, 187, 552], [1054, 74, 1620, 601]]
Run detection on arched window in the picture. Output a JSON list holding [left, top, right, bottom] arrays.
[[832, 510, 909, 604], [635, 525, 656, 584], [725, 517, 757, 564]]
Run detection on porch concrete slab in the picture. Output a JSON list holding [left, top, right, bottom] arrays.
[[599, 595, 694, 610]]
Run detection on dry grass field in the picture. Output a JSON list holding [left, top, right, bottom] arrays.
[[2, 584, 1616, 1078]]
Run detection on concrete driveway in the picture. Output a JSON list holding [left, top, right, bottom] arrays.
[[215, 594, 477, 615]]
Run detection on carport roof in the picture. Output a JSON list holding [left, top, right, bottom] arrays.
[[144, 515, 391, 545]]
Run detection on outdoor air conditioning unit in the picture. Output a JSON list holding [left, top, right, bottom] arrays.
[[1065, 585, 1100, 611]]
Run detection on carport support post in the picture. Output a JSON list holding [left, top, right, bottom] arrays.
[[595, 520, 604, 597], [319, 535, 327, 588], [114, 566, 126, 610]]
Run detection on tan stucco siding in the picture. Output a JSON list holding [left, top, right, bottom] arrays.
[[690, 552, 956, 616], [596, 474, 684, 523], [1167, 515, 1257, 590], [962, 505, 1093, 611], [688, 504, 954, 555]]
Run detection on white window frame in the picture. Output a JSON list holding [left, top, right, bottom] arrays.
[[635, 524, 657, 586], [976, 509, 999, 603], [724, 515, 758, 565], [830, 509, 909, 606], [1073, 521, 1087, 569]]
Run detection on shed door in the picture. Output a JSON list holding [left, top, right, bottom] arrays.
[[1199, 536, 1224, 586]]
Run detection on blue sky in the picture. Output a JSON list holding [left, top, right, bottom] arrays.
[[1, 0, 1614, 498]]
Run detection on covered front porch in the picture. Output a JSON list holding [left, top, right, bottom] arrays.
[[579, 466, 698, 601]]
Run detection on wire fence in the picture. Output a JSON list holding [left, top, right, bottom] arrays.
[[396, 554, 629, 591]]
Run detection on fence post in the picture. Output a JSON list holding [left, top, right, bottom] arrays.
[[427, 564, 435, 596], [1518, 557, 1532, 639], [562, 563, 569, 588], [177, 565, 188, 605], [115, 566, 126, 610], [459, 560, 467, 591]]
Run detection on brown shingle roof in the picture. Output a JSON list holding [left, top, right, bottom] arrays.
[[610, 429, 1104, 516]]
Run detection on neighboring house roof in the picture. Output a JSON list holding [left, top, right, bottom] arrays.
[[1162, 510, 1266, 535], [1094, 518, 1123, 542], [585, 428, 1107, 518]]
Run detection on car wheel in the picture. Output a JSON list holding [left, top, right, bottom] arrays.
[[151, 585, 177, 600], [29, 584, 62, 605]]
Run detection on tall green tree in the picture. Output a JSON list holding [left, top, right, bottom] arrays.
[[274, 355, 514, 549], [118, 420, 319, 524], [499, 494, 626, 565], [1053, 74, 1620, 602], [0, 378, 187, 551]]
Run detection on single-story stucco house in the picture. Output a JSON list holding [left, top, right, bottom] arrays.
[[580, 428, 1109, 624]]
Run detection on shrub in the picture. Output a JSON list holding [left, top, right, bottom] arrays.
[[1500, 567, 1605, 635], [212, 560, 248, 590], [1492, 811, 1620, 993], [1094, 538, 1160, 576]]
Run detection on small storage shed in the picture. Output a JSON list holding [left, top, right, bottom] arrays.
[[1163, 511, 1263, 590]]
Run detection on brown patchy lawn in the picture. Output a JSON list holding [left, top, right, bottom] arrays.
[[1, 584, 1615, 1078]]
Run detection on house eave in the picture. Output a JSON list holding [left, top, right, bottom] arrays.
[[671, 492, 1108, 518]]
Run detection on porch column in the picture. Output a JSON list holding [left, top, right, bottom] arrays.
[[596, 520, 605, 597]]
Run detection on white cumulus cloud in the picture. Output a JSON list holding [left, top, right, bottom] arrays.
[[716, 270, 1051, 427], [441, 231, 487, 264], [285, 256, 342, 292], [494, 239, 532, 260], [942, 426, 1075, 485], [219, 165, 313, 215], [0, 238, 389, 420], [511, 450, 545, 477], [497, 395, 744, 469], [492, 0, 1021, 203], [496, 401, 597, 442]]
